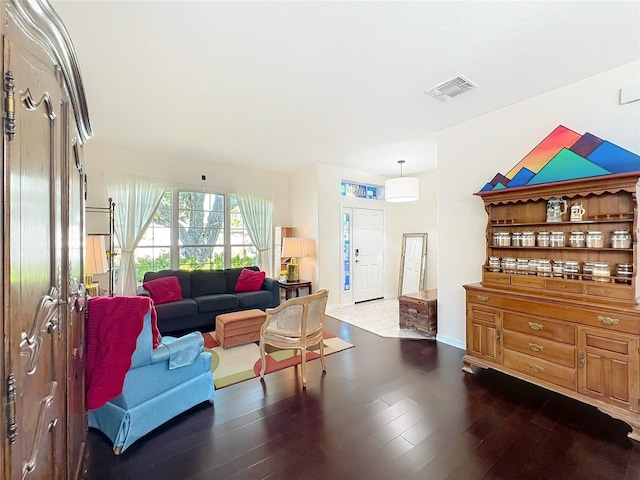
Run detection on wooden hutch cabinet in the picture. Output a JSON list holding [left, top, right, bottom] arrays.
[[464, 172, 640, 440]]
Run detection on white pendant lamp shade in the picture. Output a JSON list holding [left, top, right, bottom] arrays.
[[385, 160, 419, 202]]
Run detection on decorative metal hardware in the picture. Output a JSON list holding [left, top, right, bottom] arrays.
[[22, 381, 57, 479], [529, 364, 544, 373], [477, 295, 489, 302], [598, 315, 619, 326], [496, 329, 501, 340], [20, 288, 60, 374], [6, 374, 17, 444], [529, 343, 544, 352], [579, 351, 585, 368], [4, 71, 15, 140], [528, 322, 544, 331]]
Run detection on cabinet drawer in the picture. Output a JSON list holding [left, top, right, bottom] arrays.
[[511, 275, 544, 289], [503, 312, 575, 345], [545, 278, 584, 294], [503, 330, 575, 368], [579, 310, 640, 334], [504, 349, 576, 391], [483, 272, 511, 285], [469, 305, 498, 326], [586, 283, 635, 301]]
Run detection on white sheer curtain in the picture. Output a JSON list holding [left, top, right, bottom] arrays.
[[106, 174, 166, 296], [236, 190, 274, 277]]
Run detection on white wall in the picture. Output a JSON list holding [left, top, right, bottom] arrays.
[[288, 164, 320, 288], [436, 60, 640, 349], [85, 144, 289, 221]]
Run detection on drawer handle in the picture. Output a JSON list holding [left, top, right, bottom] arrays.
[[528, 322, 544, 331], [477, 295, 489, 302], [598, 315, 619, 326], [528, 343, 544, 352], [529, 364, 544, 373]]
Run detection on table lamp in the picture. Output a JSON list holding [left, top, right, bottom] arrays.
[[282, 237, 305, 282], [85, 235, 108, 296]]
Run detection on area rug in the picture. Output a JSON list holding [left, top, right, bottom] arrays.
[[202, 331, 354, 389]]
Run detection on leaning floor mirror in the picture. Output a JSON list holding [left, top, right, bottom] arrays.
[[398, 233, 428, 296]]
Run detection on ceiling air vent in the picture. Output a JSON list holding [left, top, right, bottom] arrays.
[[425, 75, 477, 102]]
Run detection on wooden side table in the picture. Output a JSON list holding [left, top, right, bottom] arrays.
[[278, 280, 312, 300], [399, 289, 437, 339]]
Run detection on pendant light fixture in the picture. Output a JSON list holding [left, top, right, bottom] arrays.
[[385, 160, 419, 202]]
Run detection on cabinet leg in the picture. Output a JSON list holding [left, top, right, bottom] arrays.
[[596, 406, 640, 443], [462, 357, 474, 374]]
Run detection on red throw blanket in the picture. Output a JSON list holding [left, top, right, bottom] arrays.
[[86, 296, 160, 409]]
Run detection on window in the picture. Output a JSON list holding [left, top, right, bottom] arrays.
[[134, 189, 257, 284]]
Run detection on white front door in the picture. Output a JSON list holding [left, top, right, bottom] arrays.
[[352, 208, 384, 302]]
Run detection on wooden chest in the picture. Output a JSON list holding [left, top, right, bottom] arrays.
[[399, 289, 437, 339]]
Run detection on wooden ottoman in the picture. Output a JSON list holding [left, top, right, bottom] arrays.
[[399, 289, 437, 339], [215, 309, 267, 348]]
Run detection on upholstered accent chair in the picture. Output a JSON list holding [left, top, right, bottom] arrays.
[[259, 289, 329, 388], [86, 297, 214, 454]]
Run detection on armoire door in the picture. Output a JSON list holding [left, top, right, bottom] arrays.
[[2, 12, 76, 480]]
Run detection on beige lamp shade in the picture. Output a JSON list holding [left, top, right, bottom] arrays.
[[86, 235, 109, 275], [281, 237, 306, 262], [282, 237, 306, 281]]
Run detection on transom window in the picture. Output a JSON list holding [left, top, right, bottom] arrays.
[[134, 189, 257, 284]]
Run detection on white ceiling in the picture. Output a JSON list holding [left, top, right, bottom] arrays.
[[51, 1, 640, 176]]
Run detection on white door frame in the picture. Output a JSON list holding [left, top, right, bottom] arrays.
[[339, 205, 385, 304]]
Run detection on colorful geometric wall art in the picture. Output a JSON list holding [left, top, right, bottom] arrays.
[[504, 125, 582, 179], [480, 126, 640, 192]]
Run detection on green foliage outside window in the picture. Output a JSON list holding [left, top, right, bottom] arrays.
[[133, 190, 258, 284]]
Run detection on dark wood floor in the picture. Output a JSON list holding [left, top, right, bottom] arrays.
[[84, 316, 640, 480]]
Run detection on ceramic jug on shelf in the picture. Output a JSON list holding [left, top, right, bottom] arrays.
[[570, 202, 586, 222], [546, 197, 568, 222]]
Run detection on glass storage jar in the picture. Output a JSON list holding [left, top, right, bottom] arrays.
[[616, 263, 633, 285], [503, 257, 516, 274], [569, 231, 585, 248], [565, 260, 580, 279], [586, 230, 604, 248], [611, 230, 631, 249], [528, 258, 539, 275], [537, 259, 552, 277], [522, 231, 535, 247], [493, 232, 511, 246], [488, 256, 501, 272], [592, 262, 611, 283], [550, 231, 565, 247], [537, 231, 550, 247], [552, 260, 565, 278], [516, 258, 529, 275], [512, 232, 523, 247], [583, 261, 595, 281]]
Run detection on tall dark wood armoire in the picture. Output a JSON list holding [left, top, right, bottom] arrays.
[[1, 1, 92, 479]]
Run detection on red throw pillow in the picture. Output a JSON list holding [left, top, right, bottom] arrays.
[[235, 269, 266, 292], [143, 276, 183, 304]]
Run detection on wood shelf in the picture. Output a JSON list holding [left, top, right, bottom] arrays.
[[491, 218, 634, 227]]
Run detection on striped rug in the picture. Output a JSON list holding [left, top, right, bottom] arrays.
[[202, 331, 354, 389]]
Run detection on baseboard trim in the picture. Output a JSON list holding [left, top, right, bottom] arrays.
[[435, 334, 465, 350]]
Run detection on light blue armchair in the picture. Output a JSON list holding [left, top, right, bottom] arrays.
[[87, 306, 214, 454]]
